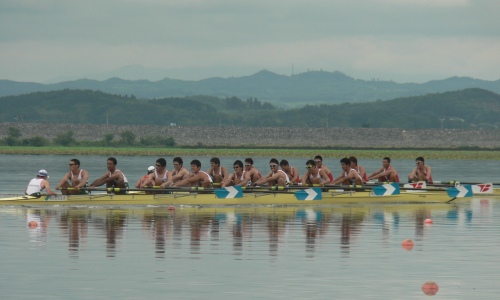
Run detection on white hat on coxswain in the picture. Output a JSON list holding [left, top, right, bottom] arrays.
[[147, 166, 155, 174], [37, 169, 49, 178]]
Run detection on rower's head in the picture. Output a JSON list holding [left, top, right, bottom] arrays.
[[69, 158, 80, 170], [107, 157, 117, 171], [269, 158, 279, 171], [349, 156, 358, 167], [173, 157, 183, 170], [210, 157, 220, 168], [37, 169, 49, 179], [306, 159, 316, 171], [147, 166, 155, 174], [244, 158, 254, 171], [190, 159, 201, 173], [155, 158, 166, 170], [233, 160, 243, 172], [415, 157, 425, 166], [382, 157, 391, 168], [279, 159, 290, 171], [314, 155, 323, 167], [340, 158, 351, 171]]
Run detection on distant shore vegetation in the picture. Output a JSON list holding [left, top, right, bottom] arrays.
[[1, 127, 498, 160]]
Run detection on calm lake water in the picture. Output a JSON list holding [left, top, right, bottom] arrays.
[[0, 154, 499, 299]]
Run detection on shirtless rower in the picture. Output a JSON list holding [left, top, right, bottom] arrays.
[[254, 158, 290, 187], [141, 158, 170, 188], [244, 158, 262, 185], [301, 159, 330, 186], [221, 160, 251, 187], [367, 157, 400, 183], [314, 155, 334, 183], [408, 156, 433, 183], [207, 157, 228, 186], [349, 156, 368, 183], [174, 159, 213, 188], [332, 158, 364, 185], [89, 157, 129, 194], [135, 166, 155, 188], [161, 157, 190, 187], [56, 159, 89, 195], [25, 169, 58, 197], [279, 159, 301, 184]]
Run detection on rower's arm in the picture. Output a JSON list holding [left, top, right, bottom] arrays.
[[89, 172, 109, 187], [408, 167, 417, 180], [141, 173, 155, 188], [56, 173, 71, 189], [76, 170, 89, 189], [42, 180, 58, 196], [238, 172, 251, 186], [221, 174, 234, 187], [367, 168, 383, 179]]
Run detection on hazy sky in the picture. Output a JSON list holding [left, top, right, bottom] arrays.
[[1, 0, 499, 83]]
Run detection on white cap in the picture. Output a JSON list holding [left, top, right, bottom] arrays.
[[147, 166, 155, 173], [37, 169, 49, 178]]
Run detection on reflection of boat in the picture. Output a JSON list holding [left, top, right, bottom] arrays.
[[0, 189, 459, 206]]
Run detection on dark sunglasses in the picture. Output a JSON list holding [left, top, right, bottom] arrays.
[[269, 164, 278, 168]]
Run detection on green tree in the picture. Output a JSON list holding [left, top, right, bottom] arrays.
[[8, 127, 21, 138], [120, 130, 136, 146], [54, 131, 77, 146]]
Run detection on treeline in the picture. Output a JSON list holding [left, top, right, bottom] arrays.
[[0, 127, 176, 147], [0, 88, 499, 128]]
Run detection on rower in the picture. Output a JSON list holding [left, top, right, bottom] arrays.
[[89, 157, 129, 194], [221, 160, 251, 187], [244, 158, 262, 185], [332, 157, 364, 185], [25, 169, 58, 197], [367, 157, 400, 183], [135, 166, 155, 188], [207, 157, 228, 186], [55, 158, 89, 195], [349, 156, 368, 183], [141, 158, 170, 188], [279, 159, 301, 184], [301, 159, 330, 186], [174, 159, 213, 188], [161, 157, 190, 187], [254, 158, 290, 187], [314, 155, 334, 183], [408, 156, 433, 183]]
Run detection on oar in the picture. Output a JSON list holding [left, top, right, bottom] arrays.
[[434, 181, 500, 186]]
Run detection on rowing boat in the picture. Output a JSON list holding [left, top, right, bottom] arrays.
[[0, 189, 460, 206]]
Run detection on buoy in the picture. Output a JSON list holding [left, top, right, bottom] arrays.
[[401, 239, 414, 251], [28, 221, 38, 229], [167, 206, 175, 211], [424, 218, 433, 224], [421, 281, 439, 296]]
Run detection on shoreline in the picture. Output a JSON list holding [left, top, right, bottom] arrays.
[[0, 146, 498, 160]]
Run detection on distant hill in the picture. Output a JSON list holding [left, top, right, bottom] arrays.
[[1, 70, 499, 107], [0, 88, 498, 129]]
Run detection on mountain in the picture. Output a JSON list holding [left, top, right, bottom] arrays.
[[1, 88, 498, 129], [1, 70, 499, 107]]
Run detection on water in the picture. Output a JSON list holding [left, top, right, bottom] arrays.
[[0, 155, 499, 299]]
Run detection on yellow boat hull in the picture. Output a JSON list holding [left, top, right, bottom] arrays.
[[0, 190, 458, 206]]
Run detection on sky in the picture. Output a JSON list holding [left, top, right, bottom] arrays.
[[1, 0, 499, 83]]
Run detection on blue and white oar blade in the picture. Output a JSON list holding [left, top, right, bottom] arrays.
[[372, 183, 400, 196], [447, 185, 473, 198], [295, 188, 322, 201], [215, 186, 243, 199]]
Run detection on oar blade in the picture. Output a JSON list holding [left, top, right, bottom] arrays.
[[295, 188, 322, 201], [215, 186, 243, 199], [447, 185, 473, 198], [372, 183, 400, 196]]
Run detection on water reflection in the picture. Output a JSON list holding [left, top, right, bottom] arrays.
[[17, 200, 496, 259]]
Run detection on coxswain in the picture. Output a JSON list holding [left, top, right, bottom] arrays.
[[135, 166, 155, 188], [25, 169, 57, 197]]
